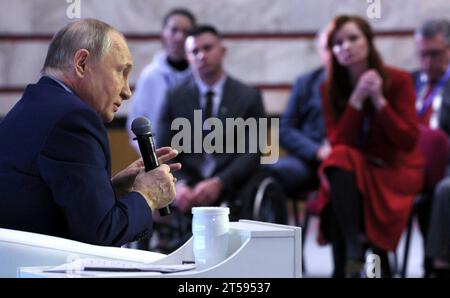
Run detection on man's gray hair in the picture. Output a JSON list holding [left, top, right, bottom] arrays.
[[42, 18, 116, 75], [415, 19, 450, 46]]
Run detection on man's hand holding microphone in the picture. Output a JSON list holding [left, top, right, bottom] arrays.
[[132, 148, 181, 211], [112, 146, 181, 212]]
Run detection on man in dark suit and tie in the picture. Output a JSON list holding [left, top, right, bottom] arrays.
[[412, 18, 450, 277], [156, 25, 266, 252], [0, 19, 179, 247], [413, 19, 450, 137]]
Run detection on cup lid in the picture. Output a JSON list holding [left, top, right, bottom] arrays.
[[192, 207, 230, 215]]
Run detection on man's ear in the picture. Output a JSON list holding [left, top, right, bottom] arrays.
[[73, 49, 90, 78], [221, 45, 227, 58]]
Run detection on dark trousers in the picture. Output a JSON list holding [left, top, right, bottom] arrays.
[[268, 155, 319, 196], [426, 177, 450, 264], [416, 191, 433, 276], [327, 168, 364, 262], [323, 167, 392, 277]]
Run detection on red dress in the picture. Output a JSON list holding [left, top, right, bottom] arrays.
[[318, 67, 424, 251]]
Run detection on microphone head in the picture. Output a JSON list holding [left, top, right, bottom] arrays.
[[131, 117, 152, 136]]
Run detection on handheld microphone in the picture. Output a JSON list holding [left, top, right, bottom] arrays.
[[131, 117, 170, 216]]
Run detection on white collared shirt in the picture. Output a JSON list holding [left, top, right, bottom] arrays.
[[195, 75, 227, 117], [46, 75, 74, 95], [416, 73, 443, 129]]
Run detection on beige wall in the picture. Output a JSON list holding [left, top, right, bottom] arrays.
[[1, 0, 449, 117]]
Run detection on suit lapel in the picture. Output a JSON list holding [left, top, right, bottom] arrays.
[[187, 78, 201, 113], [439, 80, 450, 132]]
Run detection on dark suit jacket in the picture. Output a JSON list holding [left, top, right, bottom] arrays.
[[157, 76, 265, 192], [0, 77, 152, 246], [280, 67, 326, 162], [411, 70, 450, 136]]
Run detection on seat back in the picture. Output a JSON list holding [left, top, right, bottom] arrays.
[[418, 125, 450, 190], [0, 228, 165, 277], [400, 126, 450, 277]]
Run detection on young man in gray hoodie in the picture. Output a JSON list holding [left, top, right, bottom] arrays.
[[127, 8, 197, 150]]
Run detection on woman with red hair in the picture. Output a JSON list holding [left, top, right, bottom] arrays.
[[318, 15, 424, 277]]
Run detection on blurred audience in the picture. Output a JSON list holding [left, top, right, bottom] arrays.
[[413, 18, 450, 278], [127, 8, 196, 150], [119, 7, 449, 277], [317, 15, 424, 277], [155, 25, 267, 252], [268, 22, 332, 196]]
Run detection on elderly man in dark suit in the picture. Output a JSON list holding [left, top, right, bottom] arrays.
[[412, 19, 450, 277], [0, 19, 179, 247], [156, 25, 266, 252], [413, 19, 450, 137]]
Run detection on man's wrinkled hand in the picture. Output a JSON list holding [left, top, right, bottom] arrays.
[[156, 147, 182, 172], [111, 147, 181, 198], [133, 164, 176, 211], [111, 158, 144, 197]]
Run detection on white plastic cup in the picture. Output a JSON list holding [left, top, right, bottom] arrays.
[[192, 207, 230, 270]]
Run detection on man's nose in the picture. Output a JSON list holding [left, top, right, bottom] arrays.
[[421, 57, 432, 69], [122, 83, 132, 100], [341, 40, 351, 50], [174, 31, 185, 42], [197, 51, 206, 61]]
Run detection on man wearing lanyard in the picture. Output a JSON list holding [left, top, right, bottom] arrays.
[[412, 19, 450, 277]]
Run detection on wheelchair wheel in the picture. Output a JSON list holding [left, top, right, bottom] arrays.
[[252, 177, 288, 224]]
